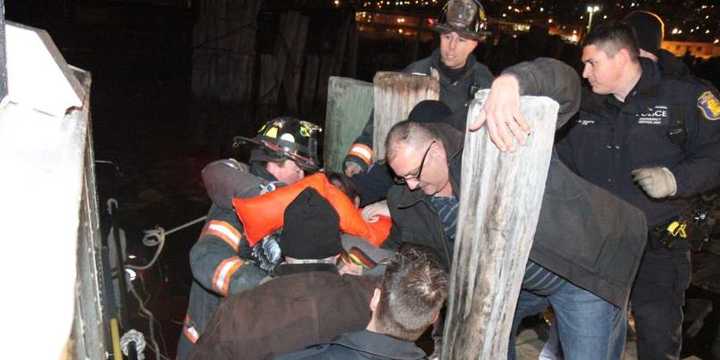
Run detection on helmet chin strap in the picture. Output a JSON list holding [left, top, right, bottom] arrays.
[[260, 140, 318, 171]]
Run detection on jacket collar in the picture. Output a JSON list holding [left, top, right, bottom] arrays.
[[250, 161, 279, 182], [395, 123, 464, 208], [332, 330, 427, 360], [271, 263, 337, 277], [601, 57, 660, 109], [625, 57, 661, 101], [429, 48, 478, 85]]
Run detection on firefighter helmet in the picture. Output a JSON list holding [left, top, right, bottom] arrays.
[[434, 0, 490, 41], [236, 117, 322, 171]]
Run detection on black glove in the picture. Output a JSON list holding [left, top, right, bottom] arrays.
[[252, 234, 283, 273]]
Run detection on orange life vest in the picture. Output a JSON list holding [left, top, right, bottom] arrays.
[[232, 173, 391, 248]]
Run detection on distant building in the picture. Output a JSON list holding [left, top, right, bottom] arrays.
[[662, 41, 720, 59]]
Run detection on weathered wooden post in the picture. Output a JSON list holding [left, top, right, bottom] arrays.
[[191, 0, 261, 102], [300, 54, 320, 114], [279, 11, 310, 114], [323, 76, 373, 173], [372, 72, 439, 160], [191, 0, 262, 152], [442, 90, 558, 359]]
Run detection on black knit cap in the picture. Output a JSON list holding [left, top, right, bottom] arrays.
[[280, 187, 342, 259], [408, 100, 452, 124], [623, 11, 664, 55]]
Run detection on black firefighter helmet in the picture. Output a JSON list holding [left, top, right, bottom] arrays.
[[434, 0, 490, 41], [235, 117, 322, 171]]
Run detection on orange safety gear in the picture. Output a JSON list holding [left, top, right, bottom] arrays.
[[232, 173, 391, 248]]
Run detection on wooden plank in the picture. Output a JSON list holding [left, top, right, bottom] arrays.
[[300, 54, 320, 114], [315, 54, 335, 115], [271, 11, 294, 103], [191, 0, 262, 100], [1, 1, 8, 102], [331, 12, 352, 76], [257, 54, 280, 122], [232, 54, 254, 103], [323, 76, 374, 173], [345, 22, 359, 79], [372, 71, 439, 160], [441, 90, 559, 359], [258, 54, 278, 105], [283, 13, 309, 113]]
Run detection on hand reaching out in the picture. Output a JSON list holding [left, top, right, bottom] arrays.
[[468, 74, 531, 152], [361, 200, 390, 223]]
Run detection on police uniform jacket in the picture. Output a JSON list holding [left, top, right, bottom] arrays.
[[557, 58, 720, 228]]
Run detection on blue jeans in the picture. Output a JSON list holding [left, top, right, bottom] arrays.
[[508, 280, 627, 360]]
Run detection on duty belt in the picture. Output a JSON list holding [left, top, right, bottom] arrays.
[[651, 218, 688, 250], [651, 207, 713, 252]]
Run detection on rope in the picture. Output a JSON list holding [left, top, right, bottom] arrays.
[[107, 198, 118, 216], [129, 281, 170, 360], [126, 215, 207, 271]]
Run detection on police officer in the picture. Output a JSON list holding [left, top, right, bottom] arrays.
[[566, 23, 720, 360], [343, 0, 494, 178], [177, 117, 322, 360], [475, 22, 720, 359]]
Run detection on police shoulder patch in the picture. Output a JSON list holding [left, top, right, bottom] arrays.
[[697, 90, 720, 121]]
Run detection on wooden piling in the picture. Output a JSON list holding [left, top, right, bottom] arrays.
[[191, 0, 262, 103], [372, 71, 439, 161], [323, 76, 374, 173], [301, 55, 320, 114], [441, 90, 559, 359]]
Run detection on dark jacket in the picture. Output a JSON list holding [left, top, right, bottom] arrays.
[[274, 330, 427, 360], [346, 49, 494, 171], [383, 122, 464, 270], [557, 58, 720, 228], [385, 58, 648, 308], [188, 264, 376, 360], [655, 49, 690, 78]]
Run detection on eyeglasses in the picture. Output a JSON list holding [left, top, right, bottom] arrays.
[[394, 140, 435, 185]]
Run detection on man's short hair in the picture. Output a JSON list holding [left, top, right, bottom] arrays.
[[375, 244, 448, 341], [582, 22, 640, 62], [384, 120, 437, 162]]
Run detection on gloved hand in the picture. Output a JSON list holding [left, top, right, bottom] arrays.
[[229, 262, 268, 294], [632, 167, 677, 198], [344, 160, 364, 177], [361, 200, 390, 223], [251, 235, 283, 273]]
